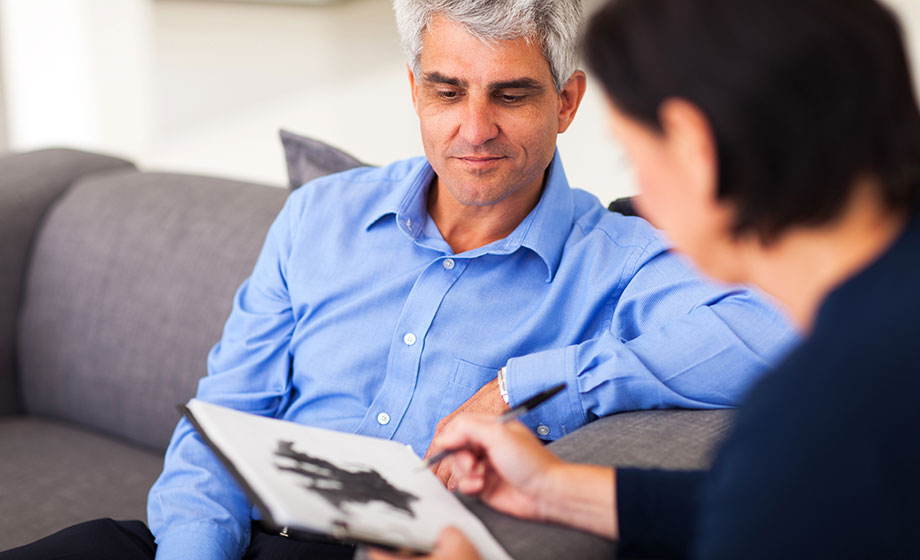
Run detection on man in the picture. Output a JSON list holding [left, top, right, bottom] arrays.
[[0, 1, 793, 559]]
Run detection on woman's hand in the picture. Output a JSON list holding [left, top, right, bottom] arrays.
[[364, 414, 618, 560], [435, 414, 619, 539], [363, 527, 482, 560], [435, 414, 565, 521]]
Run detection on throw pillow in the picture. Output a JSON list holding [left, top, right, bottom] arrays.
[[280, 129, 366, 190]]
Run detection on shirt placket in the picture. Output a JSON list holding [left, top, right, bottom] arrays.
[[353, 255, 468, 440]]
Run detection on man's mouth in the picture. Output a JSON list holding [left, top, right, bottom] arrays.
[[456, 156, 505, 168]]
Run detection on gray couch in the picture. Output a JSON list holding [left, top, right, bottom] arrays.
[[0, 148, 733, 557]]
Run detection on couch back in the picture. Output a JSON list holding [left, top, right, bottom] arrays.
[[0, 150, 136, 416], [16, 167, 289, 451]]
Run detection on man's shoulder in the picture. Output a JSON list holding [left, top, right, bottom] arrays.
[[293, 156, 427, 195], [286, 156, 429, 215], [569, 188, 669, 255]]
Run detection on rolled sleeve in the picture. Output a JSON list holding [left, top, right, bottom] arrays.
[[505, 345, 585, 438], [503, 245, 795, 440]]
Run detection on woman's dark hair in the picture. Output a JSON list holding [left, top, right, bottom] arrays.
[[584, 0, 920, 241]]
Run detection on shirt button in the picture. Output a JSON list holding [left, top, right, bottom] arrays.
[[536, 425, 551, 437], [406, 218, 412, 228], [377, 412, 391, 425], [442, 258, 455, 270], [403, 332, 417, 346]]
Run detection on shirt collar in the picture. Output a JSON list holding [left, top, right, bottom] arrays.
[[515, 150, 574, 282], [364, 150, 574, 282], [364, 157, 433, 237]]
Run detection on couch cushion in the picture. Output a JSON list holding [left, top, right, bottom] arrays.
[[0, 149, 134, 416], [548, 408, 733, 469], [462, 409, 734, 560], [17, 171, 289, 451], [0, 416, 163, 551]]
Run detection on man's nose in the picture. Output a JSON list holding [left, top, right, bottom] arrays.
[[458, 97, 499, 146]]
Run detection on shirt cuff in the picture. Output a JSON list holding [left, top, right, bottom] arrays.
[[505, 345, 587, 440], [154, 522, 246, 560]]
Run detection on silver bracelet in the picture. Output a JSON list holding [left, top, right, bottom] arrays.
[[497, 366, 510, 404]]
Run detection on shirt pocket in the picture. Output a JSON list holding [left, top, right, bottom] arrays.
[[436, 358, 501, 422]]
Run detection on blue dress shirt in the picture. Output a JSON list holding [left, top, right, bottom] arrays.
[[148, 152, 795, 559]]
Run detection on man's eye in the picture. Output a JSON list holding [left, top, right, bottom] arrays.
[[498, 93, 525, 104], [437, 90, 461, 100]]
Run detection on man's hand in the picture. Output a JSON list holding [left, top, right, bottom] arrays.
[[423, 378, 510, 488]]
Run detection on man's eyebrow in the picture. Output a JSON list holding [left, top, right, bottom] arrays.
[[489, 78, 545, 91], [422, 73, 545, 92], [422, 72, 468, 88]]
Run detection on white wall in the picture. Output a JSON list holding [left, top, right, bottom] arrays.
[[0, 4, 7, 153], [0, 0, 153, 157], [1, 0, 919, 203], [146, 0, 633, 199], [0, 0, 631, 201]]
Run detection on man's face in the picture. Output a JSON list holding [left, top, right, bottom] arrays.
[[410, 16, 576, 209]]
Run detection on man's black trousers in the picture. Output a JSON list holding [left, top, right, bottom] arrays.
[[0, 518, 356, 559]]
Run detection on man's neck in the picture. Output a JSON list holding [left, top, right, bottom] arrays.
[[741, 182, 908, 332], [427, 175, 546, 254]]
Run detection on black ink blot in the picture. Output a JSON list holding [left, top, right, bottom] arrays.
[[274, 440, 419, 518]]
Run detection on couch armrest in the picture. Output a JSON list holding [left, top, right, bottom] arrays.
[[464, 409, 734, 559], [0, 149, 135, 415]]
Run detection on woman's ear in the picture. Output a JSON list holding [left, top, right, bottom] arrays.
[[658, 98, 718, 202]]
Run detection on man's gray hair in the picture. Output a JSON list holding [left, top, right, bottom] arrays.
[[392, 0, 583, 92]]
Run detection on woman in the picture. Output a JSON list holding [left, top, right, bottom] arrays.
[[369, 0, 920, 558]]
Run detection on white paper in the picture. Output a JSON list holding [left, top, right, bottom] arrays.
[[186, 399, 512, 560]]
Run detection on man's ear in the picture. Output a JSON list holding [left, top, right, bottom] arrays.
[[557, 70, 587, 134], [659, 98, 718, 201], [408, 64, 421, 115]]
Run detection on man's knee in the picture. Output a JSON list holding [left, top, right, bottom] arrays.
[[0, 518, 155, 560]]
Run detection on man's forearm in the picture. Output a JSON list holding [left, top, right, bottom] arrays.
[[148, 421, 253, 559]]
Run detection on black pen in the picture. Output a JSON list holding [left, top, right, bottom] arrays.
[[415, 382, 567, 472]]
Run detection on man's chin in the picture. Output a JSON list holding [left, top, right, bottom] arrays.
[[443, 182, 517, 208]]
